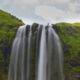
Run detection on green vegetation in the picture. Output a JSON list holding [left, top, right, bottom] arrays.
[[0, 10, 23, 29], [0, 10, 23, 80], [52, 22, 80, 80]]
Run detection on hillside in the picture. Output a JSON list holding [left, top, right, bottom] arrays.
[[0, 10, 23, 80], [52, 22, 80, 80], [0, 10, 23, 29]]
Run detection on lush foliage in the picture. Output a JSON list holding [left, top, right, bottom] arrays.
[[52, 22, 80, 80], [0, 10, 23, 80]]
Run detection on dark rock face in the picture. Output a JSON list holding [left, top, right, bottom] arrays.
[[69, 59, 80, 67], [52, 24, 60, 34], [62, 43, 70, 53]]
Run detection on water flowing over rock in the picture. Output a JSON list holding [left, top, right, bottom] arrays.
[[8, 24, 64, 80]]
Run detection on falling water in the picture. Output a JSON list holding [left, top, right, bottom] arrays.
[[8, 24, 64, 80], [8, 25, 26, 80], [37, 26, 47, 80], [26, 26, 32, 80], [47, 27, 64, 80]]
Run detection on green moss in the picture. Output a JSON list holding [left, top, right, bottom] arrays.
[[72, 67, 80, 73]]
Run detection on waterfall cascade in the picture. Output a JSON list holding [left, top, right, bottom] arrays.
[[8, 24, 64, 80]]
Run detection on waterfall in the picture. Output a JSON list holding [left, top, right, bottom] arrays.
[[26, 26, 32, 80], [37, 26, 47, 80], [8, 25, 26, 80], [8, 24, 64, 80], [47, 27, 64, 80]]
